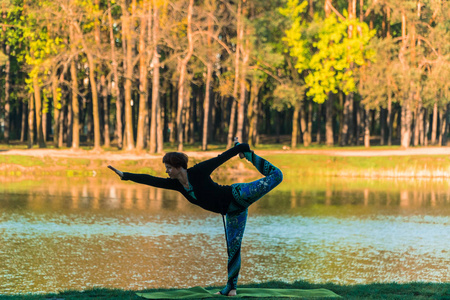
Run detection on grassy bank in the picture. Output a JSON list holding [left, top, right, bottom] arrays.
[[2, 149, 450, 179], [0, 281, 449, 299], [265, 153, 450, 179]]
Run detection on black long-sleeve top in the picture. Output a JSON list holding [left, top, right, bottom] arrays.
[[121, 143, 250, 215]]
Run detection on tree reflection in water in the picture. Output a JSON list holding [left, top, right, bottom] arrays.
[[1, 176, 449, 294]]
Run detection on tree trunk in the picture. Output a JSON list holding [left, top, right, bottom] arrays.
[[136, 1, 148, 151], [343, 1, 355, 146], [58, 97, 64, 148], [431, 101, 438, 145], [236, 66, 247, 142], [418, 107, 425, 145], [176, 0, 194, 151], [227, 100, 237, 147], [438, 106, 447, 146], [423, 108, 429, 146], [202, 62, 212, 151], [380, 107, 386, 146], [176, 62, 187, 151], [3, 43, 10, 143], [308, 0, 314, 19], [307, 100, 313, 146], [70, 60, 80, 149], [52, 74, 60, 148], [108, 1, 122, 149], [72, 16, 100, 150], [300, 102, 307, 146], [202, 14, 214, 151], [248, 78, 260, 147], [364, 107, 370, 148], [87, 53, 101, 150], [399, 9, 411, 149], [94, 0, 103, 148], [324, 0, 331, 17], [65, 87, 72, 148], [355, 101, 362, 145], [209, 94, 216, 142], [236, 33, 249, 142], [20, 100, 27, 142], [442, 104, 449, 146], [400, 91, 413, 149], [42, 104, 48, 142], [291, 102, 300, 149], [150, 52, 162, 152], [227, 0, 242, 148], [123, 0, 136, 151], [316, 104, 322, 143], [27, 94, 35, 148], [149, 0, 162, 153], [341, 93, 351, 146], [387, 77, 392, 145], [156, 91, 163, 153], [184, 88, 192, 143], [33, 76, 46, 148], [101, 75, 110, 148], [325, 93, 334, 146], [154, 3, 163, 154], [169, 84, 176, 143], [413, 97, 422, 146]]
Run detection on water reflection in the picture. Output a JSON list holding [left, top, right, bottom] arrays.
[[1, 176, 449, 294]]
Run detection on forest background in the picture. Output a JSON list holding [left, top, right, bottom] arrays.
[[0, 0, 448, 153]]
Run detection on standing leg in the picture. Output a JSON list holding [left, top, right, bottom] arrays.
[[220, 209, 248, 296], [219, 149, 283, 295]]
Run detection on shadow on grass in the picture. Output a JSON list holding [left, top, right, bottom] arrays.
[[1, 281, 449, 300]]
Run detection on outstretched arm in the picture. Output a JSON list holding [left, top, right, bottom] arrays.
[[194, 143, 250, 175], [108, 165, 124, 178], [108, 165, 178, 190]]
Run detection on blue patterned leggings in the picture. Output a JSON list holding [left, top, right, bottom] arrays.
[[220, 152, 283, 295]]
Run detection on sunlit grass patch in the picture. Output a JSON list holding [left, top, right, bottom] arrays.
[[0, 281, 448, 299]]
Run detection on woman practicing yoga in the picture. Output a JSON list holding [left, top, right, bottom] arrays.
[[108, 140, 283, 296]]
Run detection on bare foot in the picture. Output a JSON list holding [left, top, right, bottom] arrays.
[[214, 290, 237, 296]]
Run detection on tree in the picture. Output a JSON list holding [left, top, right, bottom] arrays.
[[136, 0, 149, 151], [175, 0, 194, 152], [107, 0, 123, 150], [122, 0, 137, 151], [149, 0, 163, 153]]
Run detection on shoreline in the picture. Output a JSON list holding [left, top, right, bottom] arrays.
[[0, 280, 448, 299], [1, 147, 450, 179], [1, 146, 450, 160]]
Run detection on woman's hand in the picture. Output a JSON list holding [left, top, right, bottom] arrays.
[[108, 165, 124, 179], [234, 137, 245, 159]]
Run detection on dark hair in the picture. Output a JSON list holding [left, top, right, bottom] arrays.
[[162, 152, 188, 169]]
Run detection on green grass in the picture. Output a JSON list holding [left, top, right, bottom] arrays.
[[2, 142, 450, 179], [0, 281, 448, 299], [2, 150, 450, 180], [263, 153, 450, 180]]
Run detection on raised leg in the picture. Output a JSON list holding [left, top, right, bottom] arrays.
[[230, 152, 283, 209]]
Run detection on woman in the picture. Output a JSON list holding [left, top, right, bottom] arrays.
[[108, 141, 283, 296]]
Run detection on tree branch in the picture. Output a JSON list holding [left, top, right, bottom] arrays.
[[328, 3, 345, 21], [248, 65, 283, 84], [0, 23, 24, 28], [363, 0, 378, 19], [194, 30, 233, 55], [417, 35, 440, 57]]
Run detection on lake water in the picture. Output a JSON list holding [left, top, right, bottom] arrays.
[[1, 175, 449, 294]]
